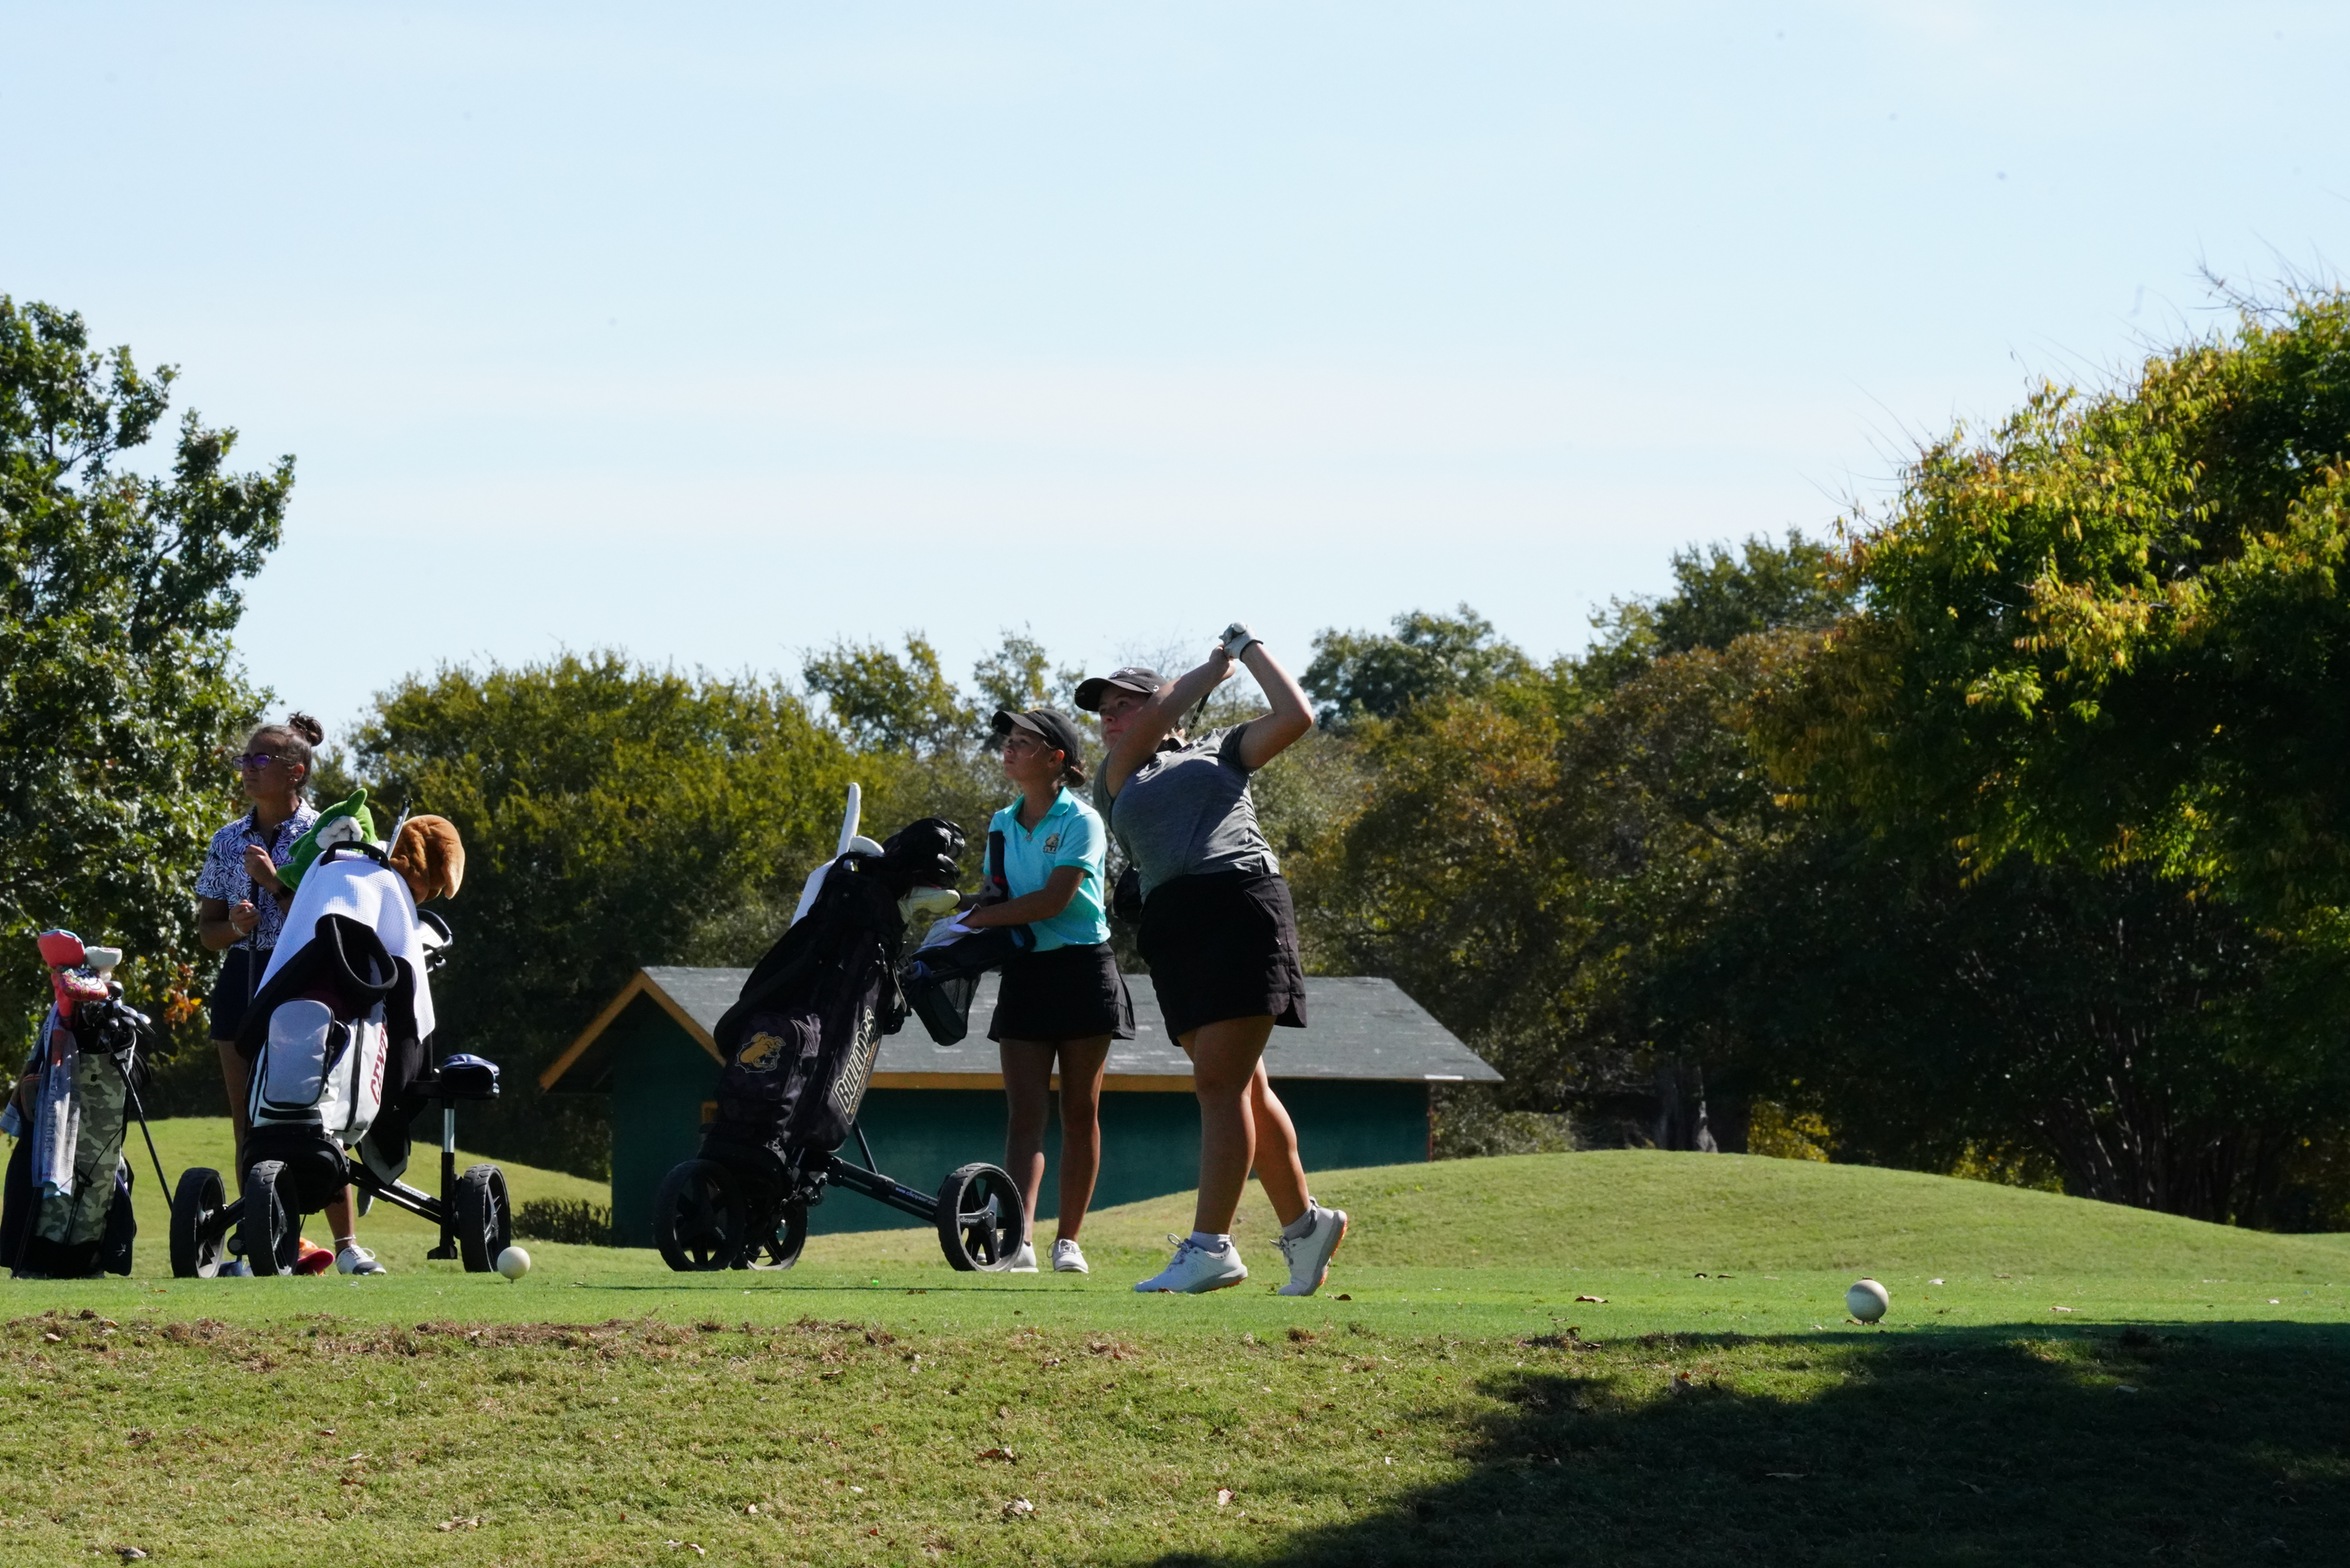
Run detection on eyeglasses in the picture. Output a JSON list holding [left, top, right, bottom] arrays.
[[232, 752, 283, 771]]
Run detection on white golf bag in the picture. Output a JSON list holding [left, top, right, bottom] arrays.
[[249, 995, 390, 1146]]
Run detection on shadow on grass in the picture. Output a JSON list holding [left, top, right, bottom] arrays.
[[1159, 1323, 2350, 1568]]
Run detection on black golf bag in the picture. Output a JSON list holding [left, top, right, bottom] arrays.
[[703, 817, 964, 1169], [654, 813, 1028, 1273]]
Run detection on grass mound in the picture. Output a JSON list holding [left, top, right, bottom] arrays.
[[11, 1139, 2350, 1561], [1073, 1148, 2350, 1278]]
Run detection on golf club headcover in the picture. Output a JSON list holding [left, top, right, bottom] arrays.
[[390, 815, 465, 904], [281, 790, 376, 891]]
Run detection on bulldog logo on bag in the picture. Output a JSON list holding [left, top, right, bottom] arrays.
[[736, 1030, 787, 1073]]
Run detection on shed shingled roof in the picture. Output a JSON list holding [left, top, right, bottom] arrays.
[[540, 967, 1500, 1093]]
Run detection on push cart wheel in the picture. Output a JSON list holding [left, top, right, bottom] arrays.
[[748, 1202, 809, 1271], [169, 1167, 230, 1279], [453, 1164, 513, 1273], [935, 1162, 1023, 1272], [238, 1161, 302, 1277], [655, 1159, 748, 1272]]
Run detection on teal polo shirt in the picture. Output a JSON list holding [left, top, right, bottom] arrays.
[[987, 787, 1111, 951]]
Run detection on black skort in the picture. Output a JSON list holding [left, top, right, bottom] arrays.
[[989, 942, 1136, 1043], [205, 947, 267, 1041], [1137, 869, 1308, 1040]]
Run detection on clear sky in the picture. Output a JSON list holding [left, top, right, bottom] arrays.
[[5, 3, 2346, 734]]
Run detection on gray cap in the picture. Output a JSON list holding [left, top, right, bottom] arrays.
[[1073, 666, 1164, 712]]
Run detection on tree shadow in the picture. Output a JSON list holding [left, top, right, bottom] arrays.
[[1154, 1323, 2350, 1567]]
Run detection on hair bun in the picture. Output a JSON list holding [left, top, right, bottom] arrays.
[[286, 712, 325, 746]]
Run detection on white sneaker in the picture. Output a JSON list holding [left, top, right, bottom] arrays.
[[1005, 1241, 1039, 1273], [1134, 1237, 1247, 1294], [336, 1244, 387, 1276], [1275, 1205, 1349, 1297], [1051, 1238, 1089, 1274]]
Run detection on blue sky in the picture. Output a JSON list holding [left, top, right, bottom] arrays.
[[6, 3, 2346, 733]]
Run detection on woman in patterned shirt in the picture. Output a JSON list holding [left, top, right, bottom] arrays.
[[194, 713, 382, 1275]]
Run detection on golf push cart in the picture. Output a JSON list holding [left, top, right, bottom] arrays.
[[652, 787, 1025, 1274], [171, 838, 516, 1277]]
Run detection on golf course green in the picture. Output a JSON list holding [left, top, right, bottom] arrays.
[[3, 1130, 2345, 1563]]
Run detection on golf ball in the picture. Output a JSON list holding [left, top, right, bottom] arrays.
[[1846, 1278, 1889, 1323], [496, 1245, 531, 1281]]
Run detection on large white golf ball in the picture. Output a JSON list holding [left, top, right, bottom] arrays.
[[496, 1245, 532, 1281], [1846, 1278, 1889, 1323]]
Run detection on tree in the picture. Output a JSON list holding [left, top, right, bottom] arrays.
[[802, 635, 973, 755], [344, 654, 861, 1174], [1780, 291, 2350, 916], [0, 297, 291, 1053], [1302, 604, 1533, 730], [970, 628, 1080, 717], [1582, 529, 1850, 689]]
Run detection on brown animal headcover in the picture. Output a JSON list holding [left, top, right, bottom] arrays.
[[390, 815, 466, 905]]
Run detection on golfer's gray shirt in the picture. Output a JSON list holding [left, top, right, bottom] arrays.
[[1100, 725, 1279, 899]]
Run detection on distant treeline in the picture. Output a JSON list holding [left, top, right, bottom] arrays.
[[14, 289, 2350, 1227]]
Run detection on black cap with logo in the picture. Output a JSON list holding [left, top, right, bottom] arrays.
[[990, 706, 1089, 764], [1072, 666, 1164, 712]]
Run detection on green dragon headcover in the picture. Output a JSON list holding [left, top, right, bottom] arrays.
[[280, 788, 376, 890]]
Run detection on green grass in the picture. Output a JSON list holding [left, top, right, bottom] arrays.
[[7, 1141, 2349, 1562]]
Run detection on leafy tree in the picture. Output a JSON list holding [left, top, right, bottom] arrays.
[[970, 629, 1080, 717], [0, 296, 291, 1055], [344, 654, 861, 1174], [1582, 529, 1849, 689], [802, 635, 972, 755], [1778, 292, 2350, 916], [1302, 604, 1533, 730]]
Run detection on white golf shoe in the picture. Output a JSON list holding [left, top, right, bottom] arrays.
[[335, 1244, 387, 1276], [1134, 1237, 1247, 1294], [1005, 1241, 1039, 1273], [1051, 1238, 1089, 1274], [1275, 1205, 1349, 1297]]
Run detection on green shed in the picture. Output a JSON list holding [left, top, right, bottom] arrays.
[[541, 967, 1500, 1246]]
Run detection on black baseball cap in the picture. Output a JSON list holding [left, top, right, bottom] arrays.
[[1073, 666, 1164, 712], [990, 706, 1088, 763]]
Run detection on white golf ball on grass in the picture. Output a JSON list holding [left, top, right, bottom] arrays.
[[496, 1245, 532, 1281], [1846, 1278, 1889, 1323]]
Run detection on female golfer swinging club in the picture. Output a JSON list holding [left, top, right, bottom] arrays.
[[1081, 627, 1347, 1295]]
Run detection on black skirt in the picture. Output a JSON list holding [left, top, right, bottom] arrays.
[[989, 942, 1136, 1043], [205, 947, 266, 1042], [1137, 869, 1308, 1040]]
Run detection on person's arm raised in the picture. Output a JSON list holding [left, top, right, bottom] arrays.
[[1231, 635, 1314, 771], [1101, 649, 1236, 797]]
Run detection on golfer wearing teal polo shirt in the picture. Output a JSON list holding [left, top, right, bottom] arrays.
[[954, 707, 1135, 1274]]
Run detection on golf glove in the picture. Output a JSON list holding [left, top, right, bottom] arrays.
[[1220, 622, 1260, 662]]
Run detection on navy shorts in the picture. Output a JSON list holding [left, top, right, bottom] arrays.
[[1137, 870, 1308, 1040], [205, 947, 266, 1042]]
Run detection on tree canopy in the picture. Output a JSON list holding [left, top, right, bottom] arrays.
[[0, 297, 291, 1048]]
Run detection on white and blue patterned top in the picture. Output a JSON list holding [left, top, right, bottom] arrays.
[[193, 802, 319, 953]]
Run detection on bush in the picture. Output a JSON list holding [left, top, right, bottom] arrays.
[[1430, 1087, 1578, 1159], [514, 1198, 614, 1247]]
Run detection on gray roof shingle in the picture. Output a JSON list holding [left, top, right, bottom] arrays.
[[618, 966, 1500, 1086]]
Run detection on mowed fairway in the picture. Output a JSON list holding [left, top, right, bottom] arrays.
[[5, 1136, 2348, 1564]]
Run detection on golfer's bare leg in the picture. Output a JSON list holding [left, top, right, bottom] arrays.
[[326, 1189, 357, 1249], [1183, 1016, 1275, 1236], [1052, 1036, 1112, 1243], [999, 1040, 1056, 1244], [1247, 1064, 1310, 1228]]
